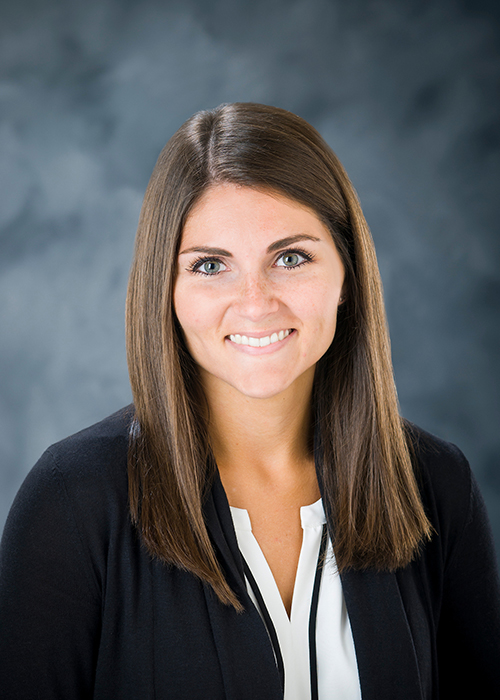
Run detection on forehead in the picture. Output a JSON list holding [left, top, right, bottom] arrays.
[[181, 183, 332, 246]]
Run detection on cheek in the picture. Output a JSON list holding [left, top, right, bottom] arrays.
[[293, 281, 341, 323], [174, 283, 204, 329], [174, 286, 220, 353], [309, 296, 341, 350]]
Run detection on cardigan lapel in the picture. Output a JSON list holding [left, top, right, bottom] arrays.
[[203, 473, 284, 700], [340, 568, 424, 700], [314, 431, 424, 700], [204, 464, 424, 700]]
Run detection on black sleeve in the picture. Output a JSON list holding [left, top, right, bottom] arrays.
[[437, 467, 500, 697], [0, 449, 101, 699]]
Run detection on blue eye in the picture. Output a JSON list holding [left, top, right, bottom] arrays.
[[275, 249, 313, 269], [201, 261, 221, 274], [189, 257, 227, 276], [282, 253, 300, 267]]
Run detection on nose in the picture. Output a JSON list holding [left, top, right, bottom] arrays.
[[233, 272, 280, 320]]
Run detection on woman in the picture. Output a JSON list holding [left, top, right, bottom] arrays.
[[1, 103, 499, 699]]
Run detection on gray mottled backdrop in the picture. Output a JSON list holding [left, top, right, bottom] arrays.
[[1, 0, 499, 557]]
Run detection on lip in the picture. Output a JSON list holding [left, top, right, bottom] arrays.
[[225, 328, 296, 354], [228, 328, 291, 340]]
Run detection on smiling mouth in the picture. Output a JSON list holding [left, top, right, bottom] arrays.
[[228, 329, 293, 347]]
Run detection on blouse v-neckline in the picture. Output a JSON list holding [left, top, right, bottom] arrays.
[[230, 499, 361, 700], [230, 498, 325, 625]]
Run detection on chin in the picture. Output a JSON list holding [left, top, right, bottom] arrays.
[[227, 375, 298, 401]]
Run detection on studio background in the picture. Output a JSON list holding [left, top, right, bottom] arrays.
[[1, 0, 499, 559]]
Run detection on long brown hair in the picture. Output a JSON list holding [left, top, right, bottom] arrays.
[[126, 103, 432, 608]]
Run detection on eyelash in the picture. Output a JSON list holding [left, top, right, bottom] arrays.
[[276, 248, 315, 270], [187, 256, 225, 275], [187, 248, 315, 276]]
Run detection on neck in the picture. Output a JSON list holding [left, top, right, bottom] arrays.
[[202, 369, 316, 490]]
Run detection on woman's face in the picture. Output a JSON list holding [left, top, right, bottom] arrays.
[[174, 183, 345, 401]]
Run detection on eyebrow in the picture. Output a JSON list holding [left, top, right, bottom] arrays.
[[178, 245, 232, 256], [179, 234, 321, 257], [266, 234, 321, 253]]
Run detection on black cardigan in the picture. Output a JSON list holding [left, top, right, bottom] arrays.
[[0, 406, 499, 699]]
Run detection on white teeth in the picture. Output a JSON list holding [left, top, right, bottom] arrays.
[[229, 329, 291, 347]]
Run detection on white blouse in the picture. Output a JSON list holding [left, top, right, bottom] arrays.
[[230, 499, 361, 700]]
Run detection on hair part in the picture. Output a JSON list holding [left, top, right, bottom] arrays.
[[126, 103, 432, 609]]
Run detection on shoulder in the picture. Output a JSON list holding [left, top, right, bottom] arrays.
[[28, 404, 134, 493], [399, 425, 500, 693], [404, 421, 482, 564], [43, 404, 134, 474], [4, 406, 135, 557], [0, 407, 137, 664], [405, 420, 471, 498]]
